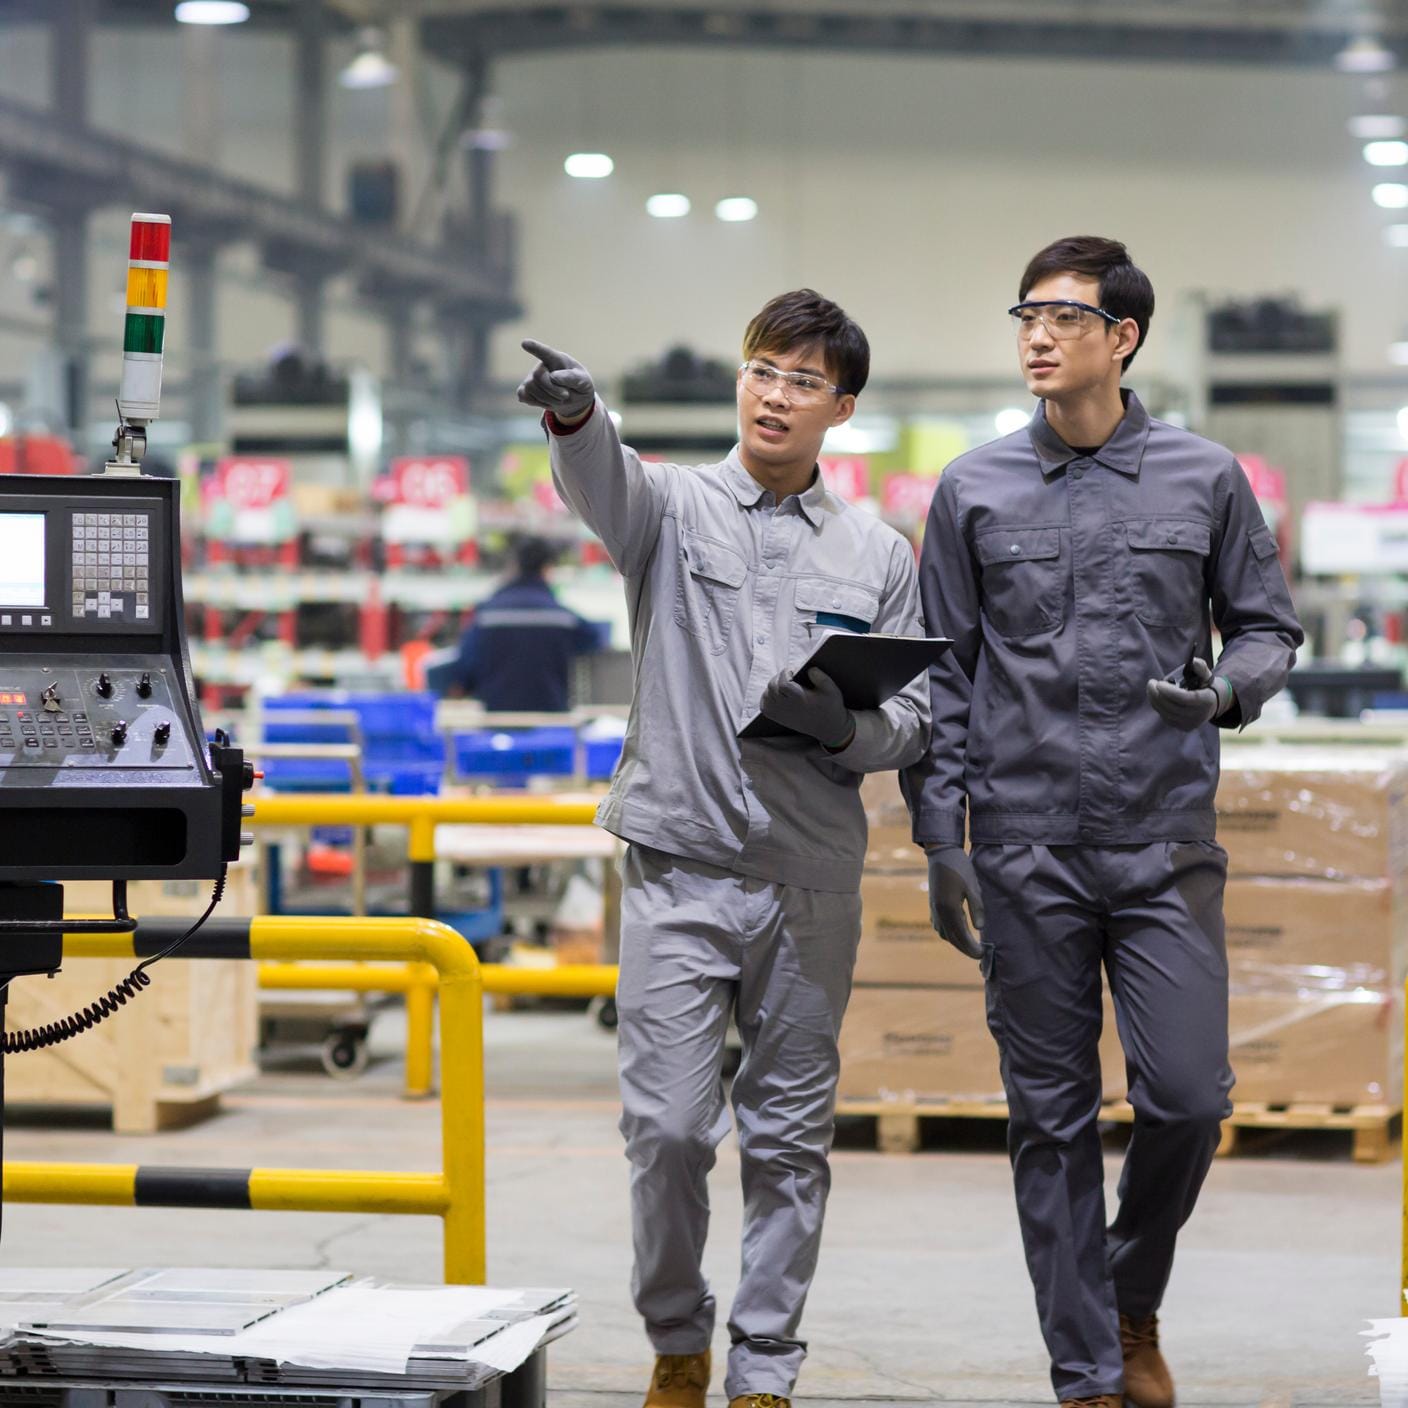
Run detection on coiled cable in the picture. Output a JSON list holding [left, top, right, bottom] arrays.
[[1, 866, 228, 1054]]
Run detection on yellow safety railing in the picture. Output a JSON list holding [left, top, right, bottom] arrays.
[[3, 916, 486, 1284], [258, 961, 619, 1100], [248, 793, 612, 1096]]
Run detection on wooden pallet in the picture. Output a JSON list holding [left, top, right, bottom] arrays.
[[835, 1098, 1401, 1163]]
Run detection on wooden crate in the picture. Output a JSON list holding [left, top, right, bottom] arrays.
[[4, 867, 260, 1133]]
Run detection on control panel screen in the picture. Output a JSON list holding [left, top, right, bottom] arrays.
[[0, 512, 45, 607], [0, 691, 26, 705]]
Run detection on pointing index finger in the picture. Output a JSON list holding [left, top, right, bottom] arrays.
[[521, 338, 572, 370]]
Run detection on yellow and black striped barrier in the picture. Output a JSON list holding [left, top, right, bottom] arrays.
[[3, 915, 486, 1283]]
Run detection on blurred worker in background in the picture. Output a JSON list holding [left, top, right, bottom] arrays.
[[903, 236, 1303, 1408], [439, 535, 603, 711], [517, 290, 928, 1408]]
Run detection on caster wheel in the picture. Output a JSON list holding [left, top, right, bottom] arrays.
[[321, 1032, 370, 1079], [595, 997, 618, 1031]]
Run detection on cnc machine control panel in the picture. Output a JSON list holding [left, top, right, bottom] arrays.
[[0, 474, 243, 880]]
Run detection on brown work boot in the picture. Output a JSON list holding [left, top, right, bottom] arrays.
[[644, 1352, 710, 1408], [1059, 1398, 1123, 1407], [728, 1396, 791, 1408], [1120, 1311, 1174, 1407]]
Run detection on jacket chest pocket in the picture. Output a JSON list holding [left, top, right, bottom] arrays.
[[975, 527, 1065, 639], [792, 577, 881, 662], [673, 531, 748, 655], [1126, 519, 1210, 628]]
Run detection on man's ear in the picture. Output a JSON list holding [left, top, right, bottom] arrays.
[[830, 393, 857, 428], [1112, 318, 1140, 366]]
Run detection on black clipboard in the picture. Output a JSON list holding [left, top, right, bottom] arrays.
[[739, 632, 952, 740]]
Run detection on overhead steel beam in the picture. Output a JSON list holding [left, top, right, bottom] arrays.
[[0, 95, 519, 319], [418, 4, 1403, 67]]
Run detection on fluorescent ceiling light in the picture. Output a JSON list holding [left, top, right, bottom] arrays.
[[1351, 114, 1406, 139], [340, 28, 398, 89], [994, 407, 1029, 436], [1386, 224, 1408, 246], [1396, 405, 1408, 441], [1373, 182, 1408, 208], [1336, 35, 1396, 73], [1366, 140, 1408, 166], [715, 196, 758, 223], [564, 153, 614, 179], [646, 193, 691, 218], [174, 1, 249, 22]]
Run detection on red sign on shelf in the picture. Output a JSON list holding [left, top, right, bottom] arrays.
[[818, 456, 870, 501], [531, 480, 569, 515], [381, 455, 471, 510], [881, 473, 939, 520], [212, 457, 290, 510]]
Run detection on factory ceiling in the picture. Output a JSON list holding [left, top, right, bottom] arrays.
[[9, 0, 1408, 69]]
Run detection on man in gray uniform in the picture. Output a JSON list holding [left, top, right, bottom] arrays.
[[517, 290, 928, 1408], [903, 237, 1302, 1408]]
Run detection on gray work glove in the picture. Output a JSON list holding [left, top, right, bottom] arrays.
[[926, 845, 984, 960], [760, 667, 855, 749], [1145, 656, 1234, 732], [518, 339, 596, 420]]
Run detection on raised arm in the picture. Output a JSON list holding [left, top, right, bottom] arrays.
[[518, 339, 670, 578]]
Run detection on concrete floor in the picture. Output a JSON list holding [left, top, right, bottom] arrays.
[[0, 1005, 1397, 1407]]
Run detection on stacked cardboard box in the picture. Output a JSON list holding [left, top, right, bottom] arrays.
[[1215, 748, 1408, 1108], [840, 774, 1125, 1105]]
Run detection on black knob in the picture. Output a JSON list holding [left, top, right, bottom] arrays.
[[154, 720, 171, 746], [136, 672, 152, 699], [110, 720, 127, 747], [96, 673, 113, 698]]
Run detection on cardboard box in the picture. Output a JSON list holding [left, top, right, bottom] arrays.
[[859, 771, 923, 869], [1223, 875, 1404, 987], [1228, 986, 1400, 1107], [856, 869, 984, 987], [1216, 749, 1408, 880], [838, 985, 1128, 1104]]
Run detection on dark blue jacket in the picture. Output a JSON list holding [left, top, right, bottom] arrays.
[[451, 577, 603, 712]]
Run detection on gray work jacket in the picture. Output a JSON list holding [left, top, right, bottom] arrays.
[[549, 400, 929, 892], [903, 391, 1303, 848]]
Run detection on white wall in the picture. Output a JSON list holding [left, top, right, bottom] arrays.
[[489, 45, 1408, 387], [0, 22, 1405, 407]]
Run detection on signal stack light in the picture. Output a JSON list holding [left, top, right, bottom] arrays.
[[108, 212, 171, 476]]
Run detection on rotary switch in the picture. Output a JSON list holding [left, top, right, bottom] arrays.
[[110, 719, 128, 747], [136, 672, 152, 699], [96, 673, 113, 699], [153, 720, 171, 746]]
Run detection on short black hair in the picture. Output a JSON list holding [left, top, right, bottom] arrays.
[[742, 288, 870, 396], [514, 536, 557, 578], [1018, 236, 1155, 373]]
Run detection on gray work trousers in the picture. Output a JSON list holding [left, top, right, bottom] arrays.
[[973, 841, 1233, 1403], [616, 844, 861, 1399]]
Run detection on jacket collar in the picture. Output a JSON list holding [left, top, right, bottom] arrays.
[[1027, 389, 1150, 479], [724, 448, 828, 527]]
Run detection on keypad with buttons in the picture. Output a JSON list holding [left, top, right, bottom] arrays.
[[70, 510, 151, 623]]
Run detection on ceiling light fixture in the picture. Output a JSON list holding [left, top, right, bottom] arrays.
[[715, 196, 758, 223], [993, 408, 1030, 436], [339, 28, 398, 90], [174, 1, 249, 23], [1336, 34, 1396, 73], [1389, 341, 1408, 365], [1366, 140, 1408, 166], [646, 193, 690, 218], [1387, 224, 1408, 246], [564, 152, 614, 179], [1374, 182, 1408, 208], [1351, 114, 1407, 139]]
